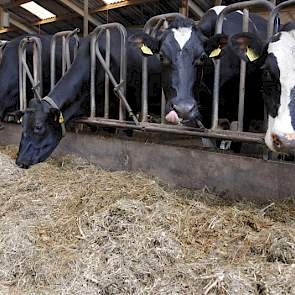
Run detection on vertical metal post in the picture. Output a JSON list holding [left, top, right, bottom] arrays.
[[212, 59, 220, 129], [161, 20, 169, 124], [119, 28, 127, 121], [84, 0, 89, 37], [238, 8, 249, 131], [19, 46, 26, 111], [104, 29, 110, 118], [62, 36, 66, 75], [90, 35, 96, 118], [141, 54, 148, 122]]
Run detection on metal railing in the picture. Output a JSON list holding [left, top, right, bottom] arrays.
[[268, 0, 295, 36], [50, 28, 80, 90], [18, 36, 43, 111], [89, 23, 138, 124], [212, 0, 275, 132], [0, 40, 8, 64]]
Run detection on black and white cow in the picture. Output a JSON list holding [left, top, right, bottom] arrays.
[[16, 7, 268, 168], [0, 34, 75, 120], [229, 23, 295, 153]]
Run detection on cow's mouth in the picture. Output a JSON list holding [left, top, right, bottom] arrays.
[[165, 110, 204, 129], [270, 132, 295, 153]]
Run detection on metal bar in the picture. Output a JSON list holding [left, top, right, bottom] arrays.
[[62, 36, 66, 75], [84, 0, 89, 37], [77, 117, 264, 144], [95, 40, 139, 125], [104, 29, 110, 118], [268, 0, 295, 37], [119, 27, 127, 121], [212, 0, 275, 130], [161, 19, 169, 124], [0, 41, 8, 63], [90, 35, 96, 118], [18, 37, 43, 110], [238, 8, 249, 132], [50, 29, 80, 90], [90, 23, 132, 122]]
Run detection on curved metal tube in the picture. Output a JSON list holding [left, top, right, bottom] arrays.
[[18, 36, 43, 110], [268, 0, 295, 36], [212, 0, 275, 130], [50, 28, 80, 90], [90, 23, 133, 122]]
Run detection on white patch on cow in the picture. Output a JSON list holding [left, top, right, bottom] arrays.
[[172, 27, 192, 50], [265, 30, 295, 150], [210, 6, 243, 16]]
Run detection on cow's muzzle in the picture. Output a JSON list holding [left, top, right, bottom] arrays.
[[271, 132, 295, 153]]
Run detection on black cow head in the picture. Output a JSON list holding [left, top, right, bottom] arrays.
[[229, 27, 295, 153], [129, 16, 226, 125], [16, 99, 63, 168]]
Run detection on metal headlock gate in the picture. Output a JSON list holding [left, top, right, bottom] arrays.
[[0, 40, 8, 64], [79, 3, 278, 145], [14, 0, 295, 148], [18, 29, 80, 111], [50, 29, 80, 90], [18, 36, 43, 111]]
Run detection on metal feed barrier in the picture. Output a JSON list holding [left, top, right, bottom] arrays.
[[18, 36, 43, 111], [50, 29, 80, 90], [79, 23, 139, 127], [15, 1, 295, 148], [0, 40, 8, 64], [80, 3, 279, 145], [18, 29, 80, 112], [212, 0, 275, 134]]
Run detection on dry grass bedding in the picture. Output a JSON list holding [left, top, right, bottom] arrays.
[[0, 145, 294, 295]]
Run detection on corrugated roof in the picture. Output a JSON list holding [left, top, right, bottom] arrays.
[[0, 0, 287, 39]]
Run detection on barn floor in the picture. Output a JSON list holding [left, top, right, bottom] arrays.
[[0, 145, 294, 295]]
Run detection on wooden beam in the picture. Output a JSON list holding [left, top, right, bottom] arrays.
[[188, 0, 204, 18], [90, 0, 158, 14], [58, 0, 101, 26], [9, 17, 36, 33]]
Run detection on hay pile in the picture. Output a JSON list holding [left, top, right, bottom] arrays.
[[0, 145, 294, 295]]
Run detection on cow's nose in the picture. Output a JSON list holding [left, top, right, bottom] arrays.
[[173, 99, 197, 115], [272, 133, 295, 152]]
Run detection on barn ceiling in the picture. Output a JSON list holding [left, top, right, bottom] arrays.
[[0, 0, 288, 40]]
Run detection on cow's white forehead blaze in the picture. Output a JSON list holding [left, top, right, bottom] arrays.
[[265, 30, 295, 150], [172, 27, 192, 50]]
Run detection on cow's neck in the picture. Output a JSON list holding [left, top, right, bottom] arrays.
[[47, 39, 91, 122]]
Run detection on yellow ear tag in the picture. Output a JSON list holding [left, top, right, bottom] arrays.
[[141, 44, 153, 56], [246, 47, 259, 62], [209, 47, 222, 58], [59, 113, 64, 124]]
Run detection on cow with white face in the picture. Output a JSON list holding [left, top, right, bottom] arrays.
[[229, 23, 295, 153], [130, 17, 208, 125]]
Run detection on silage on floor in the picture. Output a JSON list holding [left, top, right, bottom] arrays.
[[0, 145, 294, 295]]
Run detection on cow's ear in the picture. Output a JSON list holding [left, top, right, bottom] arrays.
[[128, 33, 160, 56], [204, 34, 228, 59], [229, 32, 266, 63]]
